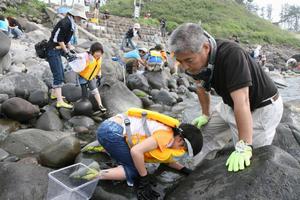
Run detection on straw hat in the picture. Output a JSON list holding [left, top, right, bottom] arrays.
[[68, 4, 87, 20]]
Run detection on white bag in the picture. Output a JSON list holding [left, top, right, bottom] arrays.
[[69, 53, 87, 73]]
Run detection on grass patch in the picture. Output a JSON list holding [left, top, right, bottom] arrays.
[[3, 0, 46, 18], [103, 0, 300, 47]]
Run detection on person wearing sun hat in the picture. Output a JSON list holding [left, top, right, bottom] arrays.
[[46, 4, 87, 109], [122, 47, 148, 74]]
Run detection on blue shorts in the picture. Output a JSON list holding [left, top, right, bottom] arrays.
[[97, 120, 139, 186]]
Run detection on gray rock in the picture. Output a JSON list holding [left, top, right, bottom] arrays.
[[28, 90, 49, 107], [0, 119, 21, 142], [144, 70, 169, 90], [152, 89, 177, 106], [0, 128, 70, 157], [59, 107, 73, 120], [0, 72, 48, 97], [0, 148, 9, 161], [36, 111, 63, 131], [100, 78, 142, 115], [0, 52, 11, 74], [69, 116, 95, 128], [127, 74, 150, 93], [0, 31, 11, 57], [0, 162, 50, 200], [166, 146, 300, 200], [73, 98, 94, 117], [39, 136, 81, 168], [0, 94, 9, 103], [62, 83, 82, 102], [1, 97, 40, 122]]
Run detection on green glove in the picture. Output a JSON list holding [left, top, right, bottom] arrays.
[[226, 140, 252, 172], [192, 115, 209, 129]]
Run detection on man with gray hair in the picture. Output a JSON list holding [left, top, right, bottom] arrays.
[[169, 23, 283, 172]]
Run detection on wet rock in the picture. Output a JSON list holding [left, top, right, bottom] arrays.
[[0, 162, 50, 200], [0, 128, 70, 157], [1, 97, 40, 122], [39, 136, 81, 168], [62, 83, 82, 102], [0, 72, 48, 97], [166, 145, 300, 200], [141, 96, 154, 108], [73, 98, 94, 117], [69, 116, 95, 128], [100, 78, 142, 115], [59, 107, 73, 120], [127, 74, 150, 93], [144, 70, 169, 90], [273, 123, 300, 163], [28, 90, 49, 107], [36, 111, 63, 131], [152, 89, 177, 106]]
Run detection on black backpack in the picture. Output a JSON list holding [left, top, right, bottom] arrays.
[[35, 39, 48, 59]]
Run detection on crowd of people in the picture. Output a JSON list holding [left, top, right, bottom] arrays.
[[24, 2, 289, 200]]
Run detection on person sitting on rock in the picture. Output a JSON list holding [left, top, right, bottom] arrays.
[[120, 23, 142, 51], [80, 108, 203, 200], [76, 42, 107, 114], [7, 16, 23, 39], [169, 23, 283, 172], [0, 15, 9, 36], [146, 44, 168, 72], [47, 4, 87, 109], [122, 47, 148, 74]]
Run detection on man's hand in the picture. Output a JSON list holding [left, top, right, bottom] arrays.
[[134, 175, 160, 200], [226, 140, 252, 172], [192, 114, 209, 129]]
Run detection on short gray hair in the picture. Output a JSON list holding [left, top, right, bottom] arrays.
[[169, 23, 208, 53]]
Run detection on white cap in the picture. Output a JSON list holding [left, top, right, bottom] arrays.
[[133, 23, 141, 29], [68, 4, 87, 20], [138, 47, 148, 53]]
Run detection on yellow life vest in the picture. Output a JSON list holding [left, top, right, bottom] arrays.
[[126, 108, 179, 128], [125, 108, 185, 163], [79, 54, 102, 80]]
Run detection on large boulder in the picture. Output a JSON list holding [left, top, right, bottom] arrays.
[[68, 116, 95, 128], [36, 111, 63, 131], [127, 73, 151, 93], [0, 31, 11, 57], [166, 145, 300, 200], [62, 83, 82, 102], [28, 90, 49, 107], [1, 97, 40, 122], [0, 128, 70, 157], [100, 77, 142, 115], [152, 89, 177, 106], [0, 72, 48, 97], [144, 70, 170, 90], [39, 136, 81, 168], [0, 162, 50, 200]]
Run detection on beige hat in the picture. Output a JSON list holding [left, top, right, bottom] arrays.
[[68, 4, 87, 20]]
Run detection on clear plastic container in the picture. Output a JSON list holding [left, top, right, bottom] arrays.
[[47, 163, 99, 200]]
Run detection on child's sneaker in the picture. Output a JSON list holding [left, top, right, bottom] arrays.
[[56, 101, 73, 109]]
